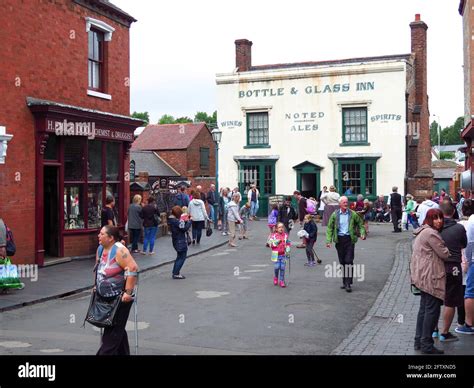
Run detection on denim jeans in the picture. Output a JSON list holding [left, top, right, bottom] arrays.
[[192, 221, 204, 243], [415, 291, 442, 351], [143, 226, 158, 253], [209, 205, 215, 224], [129, 229, 141, 251], [274, 257, 287, 281], [172, 249, 187, 276], [250, 201, 259, 217]]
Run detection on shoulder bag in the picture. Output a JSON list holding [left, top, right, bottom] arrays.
[[84, 244, 124, 328]]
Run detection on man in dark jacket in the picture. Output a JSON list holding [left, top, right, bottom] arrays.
[[278, 197, 297, 236], [439, 201, 467, 342], [206, 184, 217, 223], [174, 185, 190, 207], [293, 190, 308, 248], [389, 186, 402, 232]]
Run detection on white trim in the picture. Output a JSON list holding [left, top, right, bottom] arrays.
[[87, 90, 112, 100], [0, 126, 13, 164], [241, 106, 273, 116], [337, 100, 372, 111], [85, 17, 115, 41]]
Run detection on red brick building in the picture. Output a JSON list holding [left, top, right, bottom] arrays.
[[0, 0, 142, 266], [460, 0, 474, 188], [131, 123, 216, 192]]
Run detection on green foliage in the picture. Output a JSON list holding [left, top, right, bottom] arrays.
[[439, 151, 455, 160], [194, 111, 218, 126], [131, 111, 150, 125], [430, 116, 464, 146], [175, 117, 193, 123], [158, 114, 176, 124]]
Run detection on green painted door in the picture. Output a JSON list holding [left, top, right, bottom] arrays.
[[239, 161, 276, 217]]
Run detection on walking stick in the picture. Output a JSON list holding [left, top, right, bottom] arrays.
[[312, 246, 322, 264], [133, 273, 139, 355]]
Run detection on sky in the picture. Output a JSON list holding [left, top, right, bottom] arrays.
[[113, 0, 464, 128]]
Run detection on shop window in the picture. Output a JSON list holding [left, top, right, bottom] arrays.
[[64, 138, 85, 181], [88, 140, 102, 181], [106, 142, 120, 181], [247, 112, 269, 146], [64, 186, 85, 230], [342, 108, 368, 144], [106, 183, 119, 224], [87, 184, 103, 229]]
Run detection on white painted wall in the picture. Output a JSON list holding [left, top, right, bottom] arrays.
[[216, 59, 408, 197]]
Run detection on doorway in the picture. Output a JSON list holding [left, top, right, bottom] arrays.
[[301, 173, 317, 198], [44, 166, 60, 257]]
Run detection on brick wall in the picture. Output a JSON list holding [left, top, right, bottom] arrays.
[[63, 233, 99, 258], [157, 150, 188, 176], [0, 0, 132, 263]]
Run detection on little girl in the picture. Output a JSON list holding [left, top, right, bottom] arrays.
[[268, 222, 291, 288], [267, 204, 279, 241], [239, 202, 251, 240], [180, 206, 189, 221], [303, 214, 318, 266]]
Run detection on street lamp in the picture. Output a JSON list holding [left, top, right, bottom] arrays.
[[211, 127, 222, 227]]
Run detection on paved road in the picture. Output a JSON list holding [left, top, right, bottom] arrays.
[[0, 221, 401, 355]]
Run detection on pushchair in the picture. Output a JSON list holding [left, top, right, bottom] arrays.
[[0, 257, 25, 291]]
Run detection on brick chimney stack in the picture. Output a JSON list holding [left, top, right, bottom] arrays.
[[235, 39, 253, 72], [408, 14, 433, 199]]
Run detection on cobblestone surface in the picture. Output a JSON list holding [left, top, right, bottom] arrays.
[[332, 235, 474, 355]]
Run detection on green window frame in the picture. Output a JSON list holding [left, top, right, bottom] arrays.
[[199, 147, 210, 170], [342, 107, 369, 145], [246, 112, 270, 148], [336, 158, 377, 200]]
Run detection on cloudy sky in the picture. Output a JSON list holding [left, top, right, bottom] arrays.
[[113, 0, 464, 128]]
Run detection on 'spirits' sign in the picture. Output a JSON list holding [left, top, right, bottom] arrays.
[[238, 82, 375, 98], [46, 120, 133, 141], [370, 114, 402, 122]]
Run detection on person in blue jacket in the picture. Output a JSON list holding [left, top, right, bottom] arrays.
[[168, 206, 192, 279]]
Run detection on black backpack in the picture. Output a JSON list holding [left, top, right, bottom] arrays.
[[6, 226, 16, 257]]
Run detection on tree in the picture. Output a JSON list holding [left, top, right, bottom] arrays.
[[131, 111, 150, 125], [430, 116, 464, 146], [194, 111, 217, 126], [430, 120, 440, 146], [158, 114, 176, 124], [439, 151, 455, 160], [175, 116, 193, 123]]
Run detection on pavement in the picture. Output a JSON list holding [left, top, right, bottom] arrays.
[[332, 233, 474, 355], [0, 228, 228, 312]]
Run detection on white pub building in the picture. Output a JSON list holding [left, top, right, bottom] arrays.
[[216, 15, 433, 215]]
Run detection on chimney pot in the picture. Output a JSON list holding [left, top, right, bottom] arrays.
[[235, 39, 253, 72], [415, 14, 421, 21]]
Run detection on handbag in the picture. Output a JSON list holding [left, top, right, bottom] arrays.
[[206, 221, 213, 237], [85, 290, 123, 328], [84, 247, 124, 328], [186, 231, 192, 245]]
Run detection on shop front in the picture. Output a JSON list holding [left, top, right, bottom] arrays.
[[28, 98, 143, 266]]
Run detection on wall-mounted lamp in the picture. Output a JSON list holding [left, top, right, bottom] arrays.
[[0, 126, 13, 164]]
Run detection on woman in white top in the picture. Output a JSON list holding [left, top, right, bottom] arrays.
[[322, 185, 341, 226], [188, 189, 209, 245], [227, 193, 243, 247]]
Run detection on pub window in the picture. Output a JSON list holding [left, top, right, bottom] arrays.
[[88, 29, 104, 90], [200, 147, 210, 169], [342, 107, 368, 144], [338, 159, 377, 199], [247, 112, 269, 146]]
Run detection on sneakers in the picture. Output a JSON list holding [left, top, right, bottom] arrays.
[[432, 330, 439, 339], [421, 347, 444, 355], [439, 332, 459, 342], [455, 325, 474, 335], [279, 280, 286, 288], [273, 277, 278, 286], [304, 262, 311, 266], [222, 232, 228, 236]]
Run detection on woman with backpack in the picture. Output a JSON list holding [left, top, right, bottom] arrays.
[[188, 189, 210, 245], [168, 206, 192, 279]]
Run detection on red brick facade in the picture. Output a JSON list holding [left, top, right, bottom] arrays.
[[0, 0, 139, 265], [406, 14, 433, 200]]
